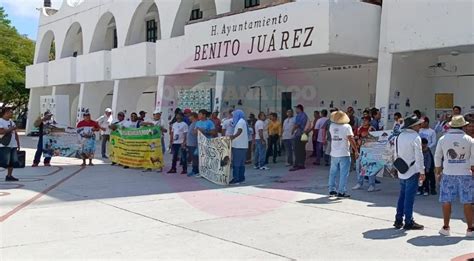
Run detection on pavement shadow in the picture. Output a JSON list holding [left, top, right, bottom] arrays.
[[362, 228, 407, 240], [297, 196, 342, 205], [407, 235, 474, 247]]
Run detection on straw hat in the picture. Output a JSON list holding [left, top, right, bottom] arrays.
[[448, 115, 469, 128], [330, 111, 350, 124], [402, 115, 424, 129]]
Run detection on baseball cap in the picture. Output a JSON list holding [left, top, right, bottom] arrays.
[[44, 110, 53, 116], [183, 108, 192, 114], [295, 104, 304, 110], [105, 108, 112, 113], [139, 110, 147, 115], [153, 109, 162, 114]]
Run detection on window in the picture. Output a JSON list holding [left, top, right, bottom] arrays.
[[190, 9, 203, 21], [245, 0, 260, 8], [113, 29, 118, 48], [146, 20, 157, 42]]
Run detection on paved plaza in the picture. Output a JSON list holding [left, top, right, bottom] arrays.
[[1, 134, 473, 260]]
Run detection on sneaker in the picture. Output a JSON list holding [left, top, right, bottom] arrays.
[[260, 166, 270, 170], [329, 191, 338, 196], [352, 184, 362, 190], [375, 179, 381, 184], [5, 175, 19, 182], [253, 166, 260, 169], [195, 174, 202, 178], [439, 226, 450, 236], [423, 192, 429, 196], [44, 163, 51, 167], [416, 191, 422, 196], [467, 228, 474, 238], [32, 163, 39, 167], [337, 193, 351, 198], [240, 180, 246, 184], [180, 170, 187, 175], [229, 179, 240, 185], [404, 221, 424, 230], [367, 185, 375, 192], [167, 169, 177, 174], [102, 156, 108, 159], [393, 221, 403, 229]]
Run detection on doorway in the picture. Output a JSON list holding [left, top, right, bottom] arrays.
[[281, 92, 292, 121]]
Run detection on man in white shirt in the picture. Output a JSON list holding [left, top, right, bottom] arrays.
[[96, 108, 114, 159], [168, 113, 188, 174], [282, 109, 295, 167], [314, 110, 329, 166], [0, 108, 20, 182], [221, 109, 234, 137], [419, 116, 437, 153], [254, 112, 269, 170], [434, 115, 474, 237], [393, 115, 426, 230], [328, 111, 358, 198], [229, 109, 249, 185]]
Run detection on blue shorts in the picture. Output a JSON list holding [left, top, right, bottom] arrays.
[[439, 175, 473, 204], [0, 147, 18, 168]]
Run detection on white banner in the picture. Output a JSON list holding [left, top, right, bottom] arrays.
[[198, 132, 232, 185]]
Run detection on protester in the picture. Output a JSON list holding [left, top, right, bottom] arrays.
[[417, 116, 436, 153], [211, 111, 222, 135], [32, 110, 55, 167], [327, 111, 358, 198], [254, 112, 269, 170], [347, 107, 360, 133], [413, 110, 422, 119], [128, 112, 141, 128], [282, 109, 295, 167], [76, 111, 100, 167], [168, 113, 188, 174], [229, 109, 249, 185], [393, 112, 404, 131], [434, 115, 473, 237], [183, 109, 192, 125], [186, 112, 199, 176], [322, 109, 338, 166], [0, 108, 20, 181], [221, 109, 234, 137], [195, 109, 216, 138], [141, 110, 168, 172], [139, 110, 147, 121], [266, 112, 281, 164], [246, 113, 257, 163], [464, 112, 474, 138], [393, 115, 426, 230], [370, 108, 384, 131], [290, 104, 308, 171], [452, 105, 462, 116], [311, 110, 321, 157], [353, 116, 377, 192], [417, 138, 436, 196], [314, 109, 329, 166], [96, 108, 114, 159], [434, 113, 449, 136]]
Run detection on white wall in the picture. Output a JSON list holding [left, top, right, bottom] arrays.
[[381, 0, 474, 53]]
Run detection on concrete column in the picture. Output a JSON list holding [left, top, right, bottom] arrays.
[[52, 84, 80, 126], [375, 52, 393, 128], [213, 71, 225, 113]]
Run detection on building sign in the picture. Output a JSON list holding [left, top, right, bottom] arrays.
[[186, 2, 328, 68]]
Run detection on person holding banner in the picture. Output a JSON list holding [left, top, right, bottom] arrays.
[[32, 110, 55, 167], [186, 112, 199, 176], [168, 113, 188, 174], [96, 108, 114, 159], [141, 110, 168, 172], [229, 109, 249, 185], [76, 111, 100, 166]]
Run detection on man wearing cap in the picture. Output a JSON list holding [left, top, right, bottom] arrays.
[[32, 110, 56, 167], [434, 115, 474, 237], [290, 104, 308, 171], [393, 115, 426, 230], [328, 111, 359, 198], [96, 108, 114, 159], [139, 111, 147, 122]]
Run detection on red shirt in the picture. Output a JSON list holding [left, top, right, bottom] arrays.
[[77, 120, 100, 130]]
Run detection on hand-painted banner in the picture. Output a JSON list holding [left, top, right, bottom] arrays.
[[43, 129, 83, 158], [109, 127, 163, 169], [357, 130, 395, 177], [198, 132, 232, 185]]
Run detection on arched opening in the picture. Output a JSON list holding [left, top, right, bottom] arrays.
[[230, 0, 276, 12], [125, 0, 161, 46], [90, 12, 117, 53], [37, 30, 56, 63], [61, 22, 83, 58], [171, 0, 217, 37]]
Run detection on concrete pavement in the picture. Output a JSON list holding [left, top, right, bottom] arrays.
[[0, 135, 473, 260]]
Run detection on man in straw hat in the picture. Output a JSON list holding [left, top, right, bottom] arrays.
[[434, 115, 474, 237], [328, 110, 359, 198], [393, 115, 426, 230]]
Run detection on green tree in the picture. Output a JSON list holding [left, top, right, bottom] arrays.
[[0, 6, 35, 109]]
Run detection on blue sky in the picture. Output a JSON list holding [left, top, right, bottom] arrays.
[[0, 0, 62, 40]]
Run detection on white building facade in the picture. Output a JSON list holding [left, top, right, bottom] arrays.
[[25, 0, 473, 133]]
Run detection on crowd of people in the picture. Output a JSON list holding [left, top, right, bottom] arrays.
[[1, 104, 473, 236]]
